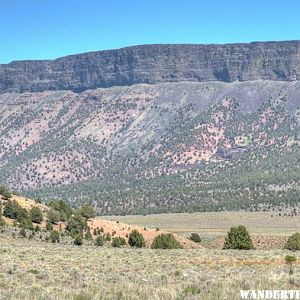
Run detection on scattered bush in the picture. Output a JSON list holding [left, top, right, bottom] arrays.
[[20, 218, 34, 230], [285, 232, 300, 251], [16, 207, 30, 223], [151, 233, 182, 249], [112, 237, 127, 248], [27, 269, 39, 275], [77, 204, 95, 220], [183, 285, 201, 296], [0, 185, 12, 199], [74, 235, 83, 246], [50, 230, 60, 243], [59, 211, 67, 222], [189, 233, 201, 243], [47, 209, 60, 224], [48, 200, 73, 220], [30, 207, 44, 224], [128, 230, 145, 248], [285, 254, 297, 275], [66, 215, 84, 238], [94, 235, 105, 246], [85, 227, 92, 240], [0, 216, 6, 227], [46, 221, 53, 231], [3, 200, 22, 219], [19, 228, 26, 238], [223, 225, 255, 250], [285, 254, 297, 264]]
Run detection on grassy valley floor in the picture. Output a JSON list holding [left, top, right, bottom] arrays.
[[103, 211, 300, 249], [0, 234, 300, 300], [1, 211, 300, 300]]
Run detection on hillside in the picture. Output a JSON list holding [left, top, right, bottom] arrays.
[[0, 192, 197, 248], [0, 42, 299, 215]]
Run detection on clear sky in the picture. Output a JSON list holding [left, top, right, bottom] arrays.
[[0, 0, 299, 63]]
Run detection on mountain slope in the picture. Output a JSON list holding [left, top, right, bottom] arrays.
[[0, 79, 299, 214]]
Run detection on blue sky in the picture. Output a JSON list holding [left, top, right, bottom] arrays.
[[0, 0, 299, 63]]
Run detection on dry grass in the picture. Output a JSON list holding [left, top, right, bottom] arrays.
[[1, 211, 299, 299], [103, 211, 300, 235], [0, 234, 299, 300], [103, 211, 300, 249]]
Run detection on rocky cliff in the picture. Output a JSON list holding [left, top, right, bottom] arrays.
[[1, 41, 300, 93]]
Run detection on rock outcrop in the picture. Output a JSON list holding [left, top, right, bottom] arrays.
[[0, 41, 300, 93]]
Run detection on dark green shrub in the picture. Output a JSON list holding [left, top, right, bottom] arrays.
[[46, 221, 53, 231], [285, 254, 297, 275], [94, 235, 105, 246], [66, 215, 84, 238], [0, 185, 12, 199], [59, 211, 67, 222], [50, 230, 60, 243], [77, 204, 95, 220], [0, 216, 6, 227], [20, 218, 34, 230], [112, 237, 127, 248], [128, 230, 145, 248], [3, 200, 21, 219], [223, 225, 255, 250], [35, 225, 41, 232], [47, 209, 60, 224], [285, 232, 300, 251], [85, 227, 92, 240], [151, 233, 182, 249], [189, 233, 201, 243], [48, 200, 73, 219], [19, 228, 26, 238], [30, 207, 44, 224], [27, 269, 39, 274], [16, 207, 30, 223], [183, 285, 201, 296], [285, 254, 297, 264], [74, 235, 83, 246]]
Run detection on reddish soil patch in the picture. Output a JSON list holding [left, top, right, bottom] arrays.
[[88, 218, 202, 249]]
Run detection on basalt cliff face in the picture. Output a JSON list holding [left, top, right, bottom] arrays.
[[0, 41, 299, 215], [1, 41, 300, 93]]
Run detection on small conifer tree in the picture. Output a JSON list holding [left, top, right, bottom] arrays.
[[128, 230, 145, 248], [74, 234, 83, 246], [223, 225, 255, 250], [285, 232, 300, 251]]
